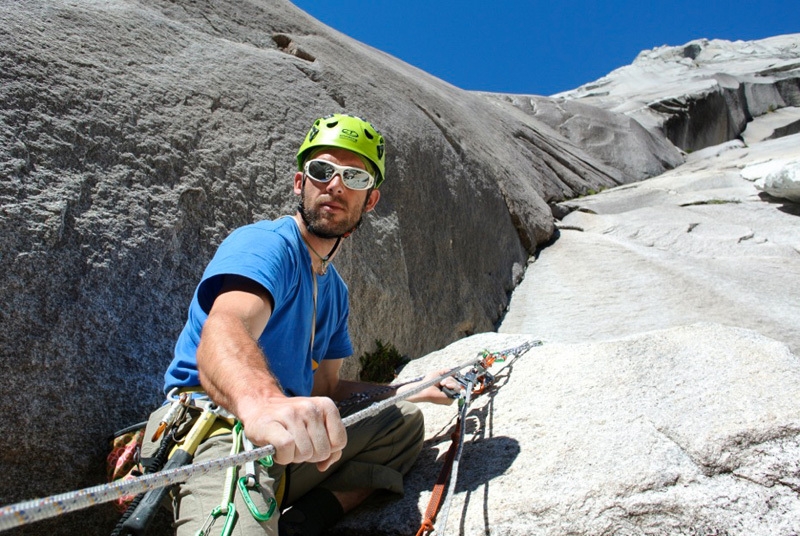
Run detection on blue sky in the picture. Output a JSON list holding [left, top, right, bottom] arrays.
[[291, 0, 799, 96]]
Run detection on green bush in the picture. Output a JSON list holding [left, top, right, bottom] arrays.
[[359, 340, 407, 383]]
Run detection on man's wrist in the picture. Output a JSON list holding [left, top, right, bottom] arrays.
[[232, 388, 287, 424]]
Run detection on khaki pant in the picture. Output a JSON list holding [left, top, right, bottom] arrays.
[[142, 400, 424, 535]]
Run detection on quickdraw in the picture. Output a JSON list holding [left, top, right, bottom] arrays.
[[236, 428, 278, 524], [0, 339, 541, 533], [193, 420, 277, 536]]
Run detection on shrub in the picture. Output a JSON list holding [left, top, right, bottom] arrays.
[[359, 340, 408, 383]]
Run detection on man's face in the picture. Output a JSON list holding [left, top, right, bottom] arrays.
[[294, 148, 380, 239]]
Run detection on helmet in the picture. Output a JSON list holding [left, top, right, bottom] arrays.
[[296, 114, 386, 188]]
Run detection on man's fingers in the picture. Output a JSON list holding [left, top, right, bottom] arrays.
[[244, 396, 346, 466], [301, 400, 334, 463], [440, 376, 460, 390], [257, 421, 296, 466], [322, 400, 347, 451], [316, 449, 343, 473]]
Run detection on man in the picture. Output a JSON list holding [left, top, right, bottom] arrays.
[[142, 114, 454, 535]]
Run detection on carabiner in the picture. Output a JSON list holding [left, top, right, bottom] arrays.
[[237, 475, 277, 522], [195, 503, 237, 536]]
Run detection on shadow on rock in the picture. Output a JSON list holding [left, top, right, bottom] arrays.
[[758, 192, 800, 216]]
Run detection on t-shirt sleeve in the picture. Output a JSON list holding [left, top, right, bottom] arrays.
[[195, 225, 298, 314]]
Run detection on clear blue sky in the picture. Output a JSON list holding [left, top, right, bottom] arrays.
[[291, 0, 799, 96]]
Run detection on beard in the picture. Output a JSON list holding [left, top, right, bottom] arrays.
[[298, 183, 365, 239]]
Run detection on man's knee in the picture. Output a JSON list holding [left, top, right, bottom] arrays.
[[399, 400, 425, 443]]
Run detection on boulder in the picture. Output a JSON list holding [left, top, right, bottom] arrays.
[[756, 161, 800, 203]]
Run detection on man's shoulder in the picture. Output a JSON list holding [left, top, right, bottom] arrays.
[[235, 216, 295, 235], [205, 217, 303, 278], [225, 217, 299, 248]]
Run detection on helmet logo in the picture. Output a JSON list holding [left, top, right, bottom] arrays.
[[308, 125, 319, 143], [340, 128, 358, 142]]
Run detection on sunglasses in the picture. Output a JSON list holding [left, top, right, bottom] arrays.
[[304, 159, 376, 191]]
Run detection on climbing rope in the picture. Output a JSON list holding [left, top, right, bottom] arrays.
[[0, 339, 541, 532], [416, 338, 542, 536], [433, 376, 474, 536]]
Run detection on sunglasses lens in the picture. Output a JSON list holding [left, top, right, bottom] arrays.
[[306, 160, 374, 190], [307, 160, 335, 182], [341, 169, 374, 190]]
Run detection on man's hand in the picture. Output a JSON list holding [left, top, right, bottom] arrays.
[[398, 369, 461, 405], [239, 394, 347, 472]]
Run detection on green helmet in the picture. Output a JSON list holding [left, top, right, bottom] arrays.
[[297, 114, 386, 188]]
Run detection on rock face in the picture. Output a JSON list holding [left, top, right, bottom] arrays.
[[336, 109, 800, 535], [0, 2, 629, 529], [338, 39, 800, 536], [500, 131, 800, 357], [555, 35, 800, 152], [1, 2, 799, 536], [480, 93, 685, 181]]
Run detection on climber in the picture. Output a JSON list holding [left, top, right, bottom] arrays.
[[138, 113, 457, 536]]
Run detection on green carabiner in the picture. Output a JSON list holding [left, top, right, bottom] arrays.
[[194, 503, 237, 536], [237, 475, 277, 522]]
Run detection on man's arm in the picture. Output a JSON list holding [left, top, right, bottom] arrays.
[[312, 358, 458, 406], [196, 275, 346, 471]]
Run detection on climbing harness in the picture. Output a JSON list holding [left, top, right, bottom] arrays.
[[0, 339, 540, 533], [118, 398, 230, 535], [416, 339, 542, 536]]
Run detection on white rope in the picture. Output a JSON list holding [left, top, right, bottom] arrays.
[[433, 375, 474, 536], [0, 339, 541, 532]]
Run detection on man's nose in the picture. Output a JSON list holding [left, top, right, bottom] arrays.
[[326, 173, 345, 192]]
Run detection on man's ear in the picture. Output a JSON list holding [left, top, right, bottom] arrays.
[[364, 189, 381, 213], [293, 171, 304, 195]]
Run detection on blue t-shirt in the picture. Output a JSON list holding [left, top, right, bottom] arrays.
[[164, 217, 353, 397]]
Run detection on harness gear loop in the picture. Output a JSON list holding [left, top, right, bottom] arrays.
[[120, 401, 224, 535], [152, 393, 189, 442]]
